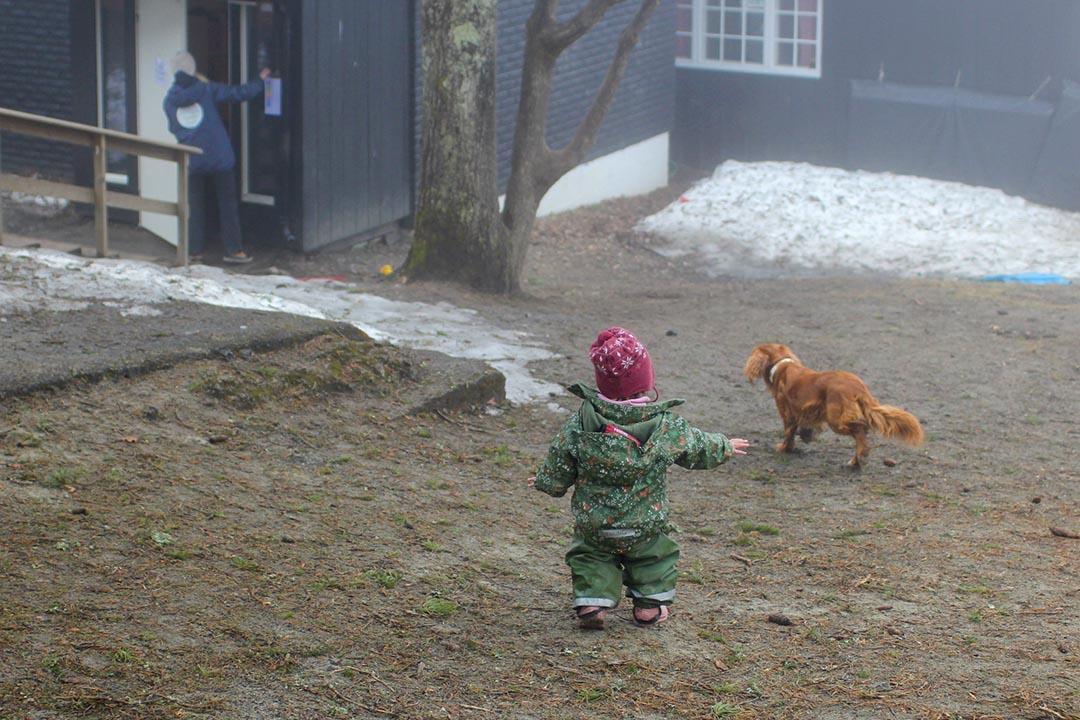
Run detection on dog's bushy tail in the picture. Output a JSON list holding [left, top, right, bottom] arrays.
[[865, 403, 924, 446]]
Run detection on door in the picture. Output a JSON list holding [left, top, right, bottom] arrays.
[[135, 0, 187, 245], [187, 0, 286, 247], [228, 1, 279, 208]]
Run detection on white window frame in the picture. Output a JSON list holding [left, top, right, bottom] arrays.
[[676, 0, 823, 79]]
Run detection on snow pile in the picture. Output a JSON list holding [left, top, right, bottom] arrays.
[[0, 248, 561, 404], [638, 161, 1080, 279]]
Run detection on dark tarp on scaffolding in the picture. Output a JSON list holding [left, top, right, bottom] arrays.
[[1026, 80, 1080, 211], [846, 79, 1061, 202]]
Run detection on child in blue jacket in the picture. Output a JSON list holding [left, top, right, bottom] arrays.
[[163, 52, 269, 264]]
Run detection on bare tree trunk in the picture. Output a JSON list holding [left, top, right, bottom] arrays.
[[405, 0, 510, 292], [408, 0, 660, 295], [502, 0, 661, 293]]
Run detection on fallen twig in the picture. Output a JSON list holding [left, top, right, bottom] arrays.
[[730, 553, 753, 566], [435, 408, 495, 434], [173, 410, 196, 430], [1050, 527, 1079, 539]]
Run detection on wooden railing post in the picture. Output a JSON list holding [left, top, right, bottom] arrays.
[[93, 134, 108, 258], [177, 152, 190, 267]]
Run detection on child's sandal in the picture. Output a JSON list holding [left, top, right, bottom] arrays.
[[576, 606, 607, 630], [632, 606, 669, 627]]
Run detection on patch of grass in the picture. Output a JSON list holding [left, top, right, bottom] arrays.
[[696, 526, 717, 537], [189, 347, 394, 409], [417, 428, 433, 439], [318, 338, 416, 388], [732, 534, 755, 547], [711, 702, 742, 718], [714, 682, 740, 695], [112, 648, 134, 663], [43, 655, 63, 676], [362, 569, 401, 587], [967, 610, 984, 623], [577, 687, 606, 703], [698, 630, 727, 643], [736, 520, 779, 536], [681, 561, 707, 585], [421, 539, 441, 552], [420, 597, 458, 617], [230, 556, 260, 572], [856, 669, 871, 680], [957, 584, 992, 595], [833, 528, 870, 539], [483, 444, 516, 468], [747, 469, 774, 483], [43, 466, 82, 489]]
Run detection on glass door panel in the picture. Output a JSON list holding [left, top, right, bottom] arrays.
[[229, 1, 277, 205]]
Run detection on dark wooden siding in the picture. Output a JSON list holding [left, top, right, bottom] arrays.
[[299, 0, 413, 251], [0, 0, 79, 181], [673, 0, 1080, 176], [495, 0, 675, 188]]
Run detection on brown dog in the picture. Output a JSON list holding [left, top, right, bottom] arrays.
[[743, 343, 924, 469]]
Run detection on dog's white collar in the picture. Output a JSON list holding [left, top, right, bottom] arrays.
[[768, 357, 795, 383]]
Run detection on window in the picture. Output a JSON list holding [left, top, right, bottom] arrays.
[[676, 0, 822, 78], [96, 0, 137, 186]]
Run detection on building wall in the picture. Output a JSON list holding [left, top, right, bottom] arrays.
[[495, 0, 675, 188], [299, 0, 414, 251], [673, 0, 1080, 176], [0, 0, 76, 181]]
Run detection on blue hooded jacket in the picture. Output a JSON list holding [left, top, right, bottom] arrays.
[[163, 71, 264, 174]]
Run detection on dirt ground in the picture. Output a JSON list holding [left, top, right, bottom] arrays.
[[1, 185, 1078, 720]]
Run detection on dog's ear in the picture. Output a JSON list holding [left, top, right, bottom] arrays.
[[743, 347, 769, 384]]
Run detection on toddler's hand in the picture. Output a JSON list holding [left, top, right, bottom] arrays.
[[729, 438, 750, 456], [527, 475, 536, 488]]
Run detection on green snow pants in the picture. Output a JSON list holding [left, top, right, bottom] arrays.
[[565, 533, 680, 609]]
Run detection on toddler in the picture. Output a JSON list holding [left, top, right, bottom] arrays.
[[531, 327, 748, 629]]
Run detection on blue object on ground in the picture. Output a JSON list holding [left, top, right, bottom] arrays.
[[980, 272, 1071, 285]]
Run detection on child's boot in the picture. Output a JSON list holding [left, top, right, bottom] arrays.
[[576, 606, 607, 630], [632, 605, 669, 627]]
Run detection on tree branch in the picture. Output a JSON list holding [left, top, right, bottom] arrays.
[[545, 0, 622, 52], [545, 0, 660, 184]]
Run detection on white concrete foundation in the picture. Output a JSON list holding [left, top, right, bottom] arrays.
[[529, 132, 669, 217]]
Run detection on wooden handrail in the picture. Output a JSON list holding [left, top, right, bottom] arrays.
[[0, 106, 202, 265]]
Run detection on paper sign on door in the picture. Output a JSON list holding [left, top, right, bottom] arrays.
[[264, 77, 282, 116]]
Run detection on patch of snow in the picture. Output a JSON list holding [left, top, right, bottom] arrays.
[[3, 190, 70, 217], [638, 161, 1080, 280], [0, 248, 562, 405]]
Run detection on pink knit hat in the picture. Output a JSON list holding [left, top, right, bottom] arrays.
[[589, 327, 655, 400]]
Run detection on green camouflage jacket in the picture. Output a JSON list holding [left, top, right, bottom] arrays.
[[534, 384, 733, 549]]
